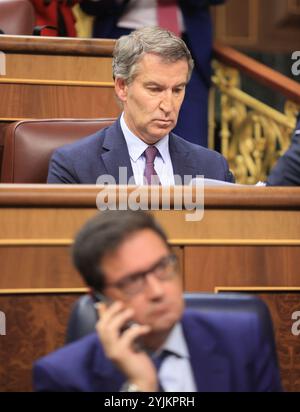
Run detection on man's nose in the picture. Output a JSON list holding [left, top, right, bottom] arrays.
[[145, 273, 164, 299], [159, 90, 174, 114]]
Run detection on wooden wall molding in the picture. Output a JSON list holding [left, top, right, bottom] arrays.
[[2, 238, 300, 247], [215, 286, 300, 292], [1, 185, 300, 208], [0, 288, 88, 294], [1, 238, 300, 246], [0, 78, 114, 87], [0, 35, 115, 56]]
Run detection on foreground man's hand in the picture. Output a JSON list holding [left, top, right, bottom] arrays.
[[96, 301, 158, 391]]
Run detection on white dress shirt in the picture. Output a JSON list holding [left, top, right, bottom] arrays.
[[120, 113, 175, 185], [156, 323, 197, 392]]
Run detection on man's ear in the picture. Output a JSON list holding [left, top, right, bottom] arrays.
[[115, 77, 128, 103]]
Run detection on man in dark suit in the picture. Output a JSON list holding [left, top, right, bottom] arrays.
[[33, 210, 282, 392], [80, 0, 225, 147], [267, 118, 300, 186], [47, 26, 234, 184]]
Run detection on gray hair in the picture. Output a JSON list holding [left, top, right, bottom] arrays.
[[112, 26, 194, 84]]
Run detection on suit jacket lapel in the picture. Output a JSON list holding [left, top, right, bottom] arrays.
[[100, 119, 134, 184], [99, 126, 200, 185], [169, 133, 198, 184], [182, 311, 231, 392], [89, 312, 231, 392]]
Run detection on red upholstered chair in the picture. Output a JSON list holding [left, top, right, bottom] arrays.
[[0, 118, 115, 183]]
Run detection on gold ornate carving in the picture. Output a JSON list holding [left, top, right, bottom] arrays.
[[212, 61, 299, 184]]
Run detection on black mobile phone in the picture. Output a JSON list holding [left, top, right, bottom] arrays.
[[92, 291, 146, 352], [92, 291, 138, 333], [93, 291, 113, 307]]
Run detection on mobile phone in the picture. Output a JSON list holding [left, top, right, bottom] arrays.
[[92, 291, 138, 333], [93, 290, 113, 307], [92, 291, 147, 352]]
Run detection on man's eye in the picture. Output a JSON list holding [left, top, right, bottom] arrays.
[[148, 87, 161, 93], [126, 273, 144, 285], [173, 88, 183, 95], [154, 262, 166, 273]]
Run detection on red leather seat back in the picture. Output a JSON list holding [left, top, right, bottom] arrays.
[[1, 118, 115, 183]]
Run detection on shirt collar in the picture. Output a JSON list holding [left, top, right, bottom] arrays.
[[159, 322, 190, 359], [155, 133, 169, 164], [120, 112, 169, 163]]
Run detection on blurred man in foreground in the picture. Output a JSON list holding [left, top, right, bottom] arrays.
[[33, 210, 281, 392]]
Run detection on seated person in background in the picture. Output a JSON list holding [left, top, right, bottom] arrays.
[[47, 27, 234, 184], [267, 118, 300, 186], [33, 210, 282, 392]]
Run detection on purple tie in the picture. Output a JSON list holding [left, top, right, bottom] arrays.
[[152, 349, 173, 392], [144, 146, 161, 185]]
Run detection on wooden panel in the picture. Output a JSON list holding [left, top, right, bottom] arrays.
[[184, 246, 300, 292], [0, 84, 120, 120], [0, 207, 97, 239], [0, 246, 84, 289], [273, 0, 300, 26], [1, 207, 300, 241], [213, 0, 259, 47], [213, 0, 300, 52], [0, 245, 182, 289], [4, 55, 114, 82], [259, 0, 300, 52], [0, 35, 117, 122], [0, 292, 83, 392]]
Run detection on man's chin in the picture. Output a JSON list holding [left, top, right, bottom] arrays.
[[142, 321, 175, 343], [149, 126, 174, 141], [148, 312, 179, 332]]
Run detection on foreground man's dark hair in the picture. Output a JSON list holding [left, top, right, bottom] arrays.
[[72, 210, 169, 291]]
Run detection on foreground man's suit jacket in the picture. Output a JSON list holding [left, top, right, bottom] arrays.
[[47, 119, 234, 184], [33, 309, 282, 392]]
